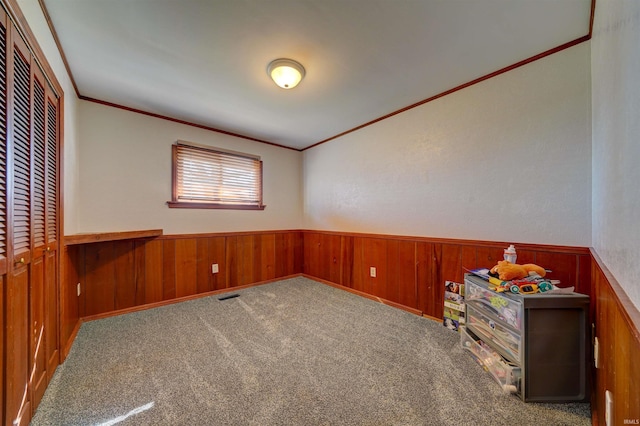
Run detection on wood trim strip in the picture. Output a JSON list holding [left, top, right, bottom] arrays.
[[81, 273, 301, 322], [150, 229, 588, 255], [2, 0, 63, 96], [422, 313, 442, 323], [36, 0, 79, 97], [158, 229, 303, 240], [303, 34, 591, 151], [591, 248, 640, 339], [64, 229, 163, 245], [303, 274, 423, 316], [60, 316, 80, 362], [589, 0, 596, 39], [34, 0, 595, 153], [80, 96, 301, 152], [166, 201, 266, 210], [301, 229, 591, 255]]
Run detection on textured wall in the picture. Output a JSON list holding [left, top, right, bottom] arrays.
[[17, 0, 81, 234], [591, 0, 640, 310], [304, 43, 592, 247], [77, 101, 303, 234]]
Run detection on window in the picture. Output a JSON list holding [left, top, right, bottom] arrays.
[[167, 141, 265, 210]]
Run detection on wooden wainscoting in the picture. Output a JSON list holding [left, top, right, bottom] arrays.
[[60, 227, 640, 425], [61, 230, 303, 356], [62, 229, 592, 352], [61, 244, 82, 360], [303, 230, 592, 319], [591, 251, 640, 425]]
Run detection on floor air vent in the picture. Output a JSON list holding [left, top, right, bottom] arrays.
[[218, 293, 240, 301]]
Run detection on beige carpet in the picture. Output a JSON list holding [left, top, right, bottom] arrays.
[[31, 277, 590, 425]]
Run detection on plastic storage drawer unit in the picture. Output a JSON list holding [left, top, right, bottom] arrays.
[[466, 305, 521, 363], [460, 326, 520, 393]]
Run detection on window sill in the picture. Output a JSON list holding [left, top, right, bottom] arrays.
[[167, 201, 266, 210]]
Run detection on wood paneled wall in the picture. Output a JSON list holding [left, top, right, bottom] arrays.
[[62, 229, 591, 344], [61, 231, 302, 355], [303, 231, 592, 319], [60, 228, 640, 424], [591, 251, 640, 425]]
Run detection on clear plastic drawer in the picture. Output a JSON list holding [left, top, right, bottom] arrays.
[[466, 305, 522, 363], [465, 276, 522, 330], [460, 326, 520, 393]]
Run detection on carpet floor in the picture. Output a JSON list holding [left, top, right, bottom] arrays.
[[31, 277, 591, 425]]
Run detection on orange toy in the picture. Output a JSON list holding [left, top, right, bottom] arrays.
[[490, 260, 546, 281]]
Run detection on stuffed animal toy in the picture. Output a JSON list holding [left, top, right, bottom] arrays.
[[490, 260, 546, 281]]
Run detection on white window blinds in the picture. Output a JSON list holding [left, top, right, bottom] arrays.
[[170, 142, 264, 209]]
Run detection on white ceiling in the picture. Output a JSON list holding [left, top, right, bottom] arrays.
[[42, 0, 592, 150]]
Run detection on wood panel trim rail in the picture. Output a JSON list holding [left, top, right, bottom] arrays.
[[78, 228, 589, 254], [158, 229, 304, 239], [2, 0, 63, 96], [302, 229, 591, 254], [37, 0, 594, 153], [304, 33, 592, 151], [64, 229, 163, 245], [591, 248, 640, 339]]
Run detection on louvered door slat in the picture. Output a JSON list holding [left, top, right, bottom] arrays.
[[13, 49, 30, 255], [46, 100, 57, 243], [0, 22, 6, 259], [33, 79, 46, 247]]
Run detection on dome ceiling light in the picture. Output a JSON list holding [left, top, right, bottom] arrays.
[[267, 58, 305, 89]]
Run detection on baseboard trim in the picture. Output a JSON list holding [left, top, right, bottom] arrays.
[[421, 313, 442, 323], [81, 273, 303, 322], [79, 272, 427, 323], [302, 229, 590, 254], [61, 319, 82, 362], [302, 274, 424, 316]]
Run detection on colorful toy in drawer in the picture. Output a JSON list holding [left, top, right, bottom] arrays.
[[465, 278, 521, 329], [460, 326, 520, 393]]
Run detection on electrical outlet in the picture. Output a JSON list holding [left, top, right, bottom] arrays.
[[370, 267, 376, 278], [77, 283, 81, 297], [594, 336, 600, 368], [211, 263, 219, 274], [605, 390, 613, 426]]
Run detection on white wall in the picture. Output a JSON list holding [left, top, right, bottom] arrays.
[[77, 101, 303, 234], [17, 0, 80, 234], [304, 43, 592, 247], [591, 0, 640, 310]]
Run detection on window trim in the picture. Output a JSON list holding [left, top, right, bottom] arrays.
[[167, 141, 265, 210]]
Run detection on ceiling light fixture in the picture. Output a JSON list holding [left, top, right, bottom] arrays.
[[267, 58, 305, 89]]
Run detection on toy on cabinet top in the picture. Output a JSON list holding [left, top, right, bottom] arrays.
[[488, 261, 556, 294], [468, 260, 572, 295], [489, 260, 546, 281]]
